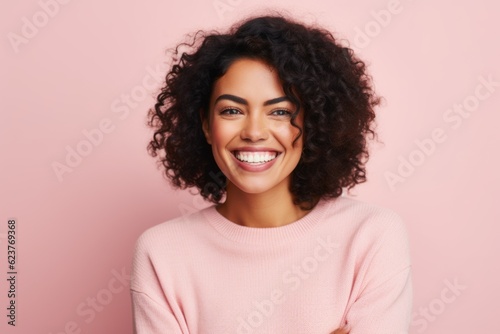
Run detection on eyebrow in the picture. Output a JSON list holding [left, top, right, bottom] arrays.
[[214, 94, 291, 106]]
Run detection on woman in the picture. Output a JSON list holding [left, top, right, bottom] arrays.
[[130, 14, 412, 334]]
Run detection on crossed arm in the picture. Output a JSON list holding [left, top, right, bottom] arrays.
[[331, 324, 350, 334]]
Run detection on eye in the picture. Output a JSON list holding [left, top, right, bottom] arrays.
[[271, 109, 292, 116], [220, 108, 242, 115]]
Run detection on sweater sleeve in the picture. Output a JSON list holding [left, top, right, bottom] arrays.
[[344, 214, 413, 334], [131, 289, 184, 334], [130, 229, 186, 334]]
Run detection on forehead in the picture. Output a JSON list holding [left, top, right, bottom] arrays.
[[210, 58, 286, 105]]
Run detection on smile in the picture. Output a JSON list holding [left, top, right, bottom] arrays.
[[233, 151, 280, 164]]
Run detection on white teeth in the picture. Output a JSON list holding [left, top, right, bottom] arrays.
[[235, 151, 278, 164]]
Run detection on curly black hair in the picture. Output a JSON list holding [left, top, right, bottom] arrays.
[[147, 14, 381, 210]]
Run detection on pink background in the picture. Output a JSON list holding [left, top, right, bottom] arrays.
[[1, 0, 499, 333]]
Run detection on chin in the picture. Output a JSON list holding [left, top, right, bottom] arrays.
[[226, 175, 290, 196]]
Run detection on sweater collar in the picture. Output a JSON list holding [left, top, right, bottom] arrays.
[[201, 198, 334, 245]]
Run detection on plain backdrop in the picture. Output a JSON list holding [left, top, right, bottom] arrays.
[[1, 0, 499, 333]]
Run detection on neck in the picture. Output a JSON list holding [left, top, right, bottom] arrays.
[[217, 181, 310, 228]]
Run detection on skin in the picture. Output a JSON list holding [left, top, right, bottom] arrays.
[[203, 57, 308, 228], [331, 325, 350, 334], [202, 58, 350, 333]]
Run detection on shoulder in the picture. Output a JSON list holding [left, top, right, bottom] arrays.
[[132, 207, 213, 257], [326, 195, 404, 227], [325, 196, 411, 270], [323, 196, 409, 249], [130, 207, 215, 290]]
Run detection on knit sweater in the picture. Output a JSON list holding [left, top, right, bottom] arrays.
[[130, 196, 412, 333]]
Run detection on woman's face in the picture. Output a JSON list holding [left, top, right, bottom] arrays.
[[203, 58, 303, 196]]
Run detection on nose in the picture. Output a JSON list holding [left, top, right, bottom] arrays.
[[240, 112, 269, 142]]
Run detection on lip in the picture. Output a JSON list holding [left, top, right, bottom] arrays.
[[232, 146, 281, 152], [230, 147, 281, 172]]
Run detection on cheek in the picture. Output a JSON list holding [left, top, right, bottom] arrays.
[[210, 120, 235, 147], [273, 122, 303, 148]]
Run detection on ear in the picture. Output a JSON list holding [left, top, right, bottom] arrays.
[[200, 109, 212, 145]]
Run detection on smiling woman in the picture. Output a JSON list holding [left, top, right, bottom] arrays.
[[130, 14, 412, 334], [203, 58, 306, 227]]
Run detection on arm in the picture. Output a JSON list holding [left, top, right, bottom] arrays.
[[331, 324, 351, 334], [343, 215, 413, 333], [130, 231, 187, 334], [131, 289, 184, 334]]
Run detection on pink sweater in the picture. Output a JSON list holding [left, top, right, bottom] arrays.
[[130, 196, 412, 333]]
